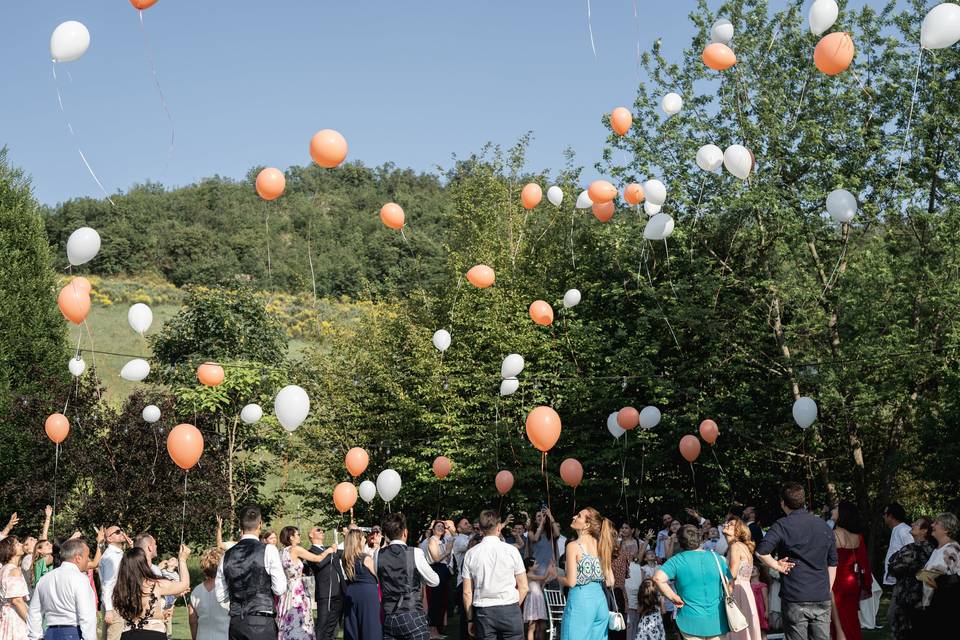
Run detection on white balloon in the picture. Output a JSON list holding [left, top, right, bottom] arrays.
[[643, 213, 675, 241], [68, 356, 86, 377], [501, 354, 525, 379], [606, 412, 625, 439], [710, 18, 734, 44], [50, 21, 90, 63], [643, 179, 667, 206], [120, 358, 150, 382], [127, 303, 153, 335], [432, 329, 451, 353], [563, 289, 581, 309], [142, 404, 161, 423], [500, 378, 520, 397], [792, 396, 818, 429], [66, 227, 101, 266], [643, 202, 662, 216], [274, 385, 310, 432], [922, 3, 960, 49], [639, 406, 661, 430], [547, 186, 564, 207], [575, 190, 593, 209], [359, 480, 377, 503], [240, 403, 264, 425], [376, 469, 402, 502], [723, 145, 753, 180], [826, 189, 857, 223], [808, 0, 839, 36], [661, 92, 683, 116], [696, 144, 724, 172]]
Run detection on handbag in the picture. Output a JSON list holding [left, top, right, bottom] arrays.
[[711, 551, 749, 633], [603, 585, 626, 631]]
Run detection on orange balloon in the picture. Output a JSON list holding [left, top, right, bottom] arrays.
[[333, 482, 358, 513], [255, 168, 285, 201], [525, 406, 562, 453], [559, 458, 583, 488], [310, 129, 348, 169], [702, 43, 737, 70], [466, 264, 495, 288], [70, 276, 92, 294], [588, 180, 618, 204], [529, 300, 554, 326], [592, 201, 615, 223], [45, 413, 69, 444], [679, 435, 701, 463], [814, 32, 854, 76], [495, 470, 514, 495], [57, 283, 91, 325], [432, 456, 452, 479], [611, 107, 633, 136], [345, 447, 369, 478], [197, 363, 225, 387], [521, 183, 542, 210], [617, 406, 640, 430], [130, 0, 158, 9], [379, 203, 405, 230], [699, 419, 719, 445], [167, 423, 204, 470], [624, 183, 645, 205]]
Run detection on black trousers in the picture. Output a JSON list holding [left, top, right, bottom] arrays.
[[474, 604, 523, 640], [316, 596, 344, 640], [228, 616, 278, 640]]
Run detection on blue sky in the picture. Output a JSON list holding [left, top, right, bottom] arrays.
[[3, 1, 722, 205]]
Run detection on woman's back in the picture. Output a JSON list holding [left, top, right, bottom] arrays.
[[125, 580, 165, 633], [574, 541, 603, 585], [351, 557, 377, 584], [660, 550, 729, 637]]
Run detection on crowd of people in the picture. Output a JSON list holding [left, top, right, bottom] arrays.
[[0, 482, 957, 640]]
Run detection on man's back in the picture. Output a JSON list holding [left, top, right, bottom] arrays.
[[462, 537, 524, 606], [756, 509, 838, 603]]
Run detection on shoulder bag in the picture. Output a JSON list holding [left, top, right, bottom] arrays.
[[711, 551, 748, 633]]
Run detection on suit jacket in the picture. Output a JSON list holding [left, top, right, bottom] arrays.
[[306, 544, 345, 600]]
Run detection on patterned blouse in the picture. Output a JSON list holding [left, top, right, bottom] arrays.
[[575, 542, 604, 586], [887, 540, 932, 638], [611, 554, 630, 589]]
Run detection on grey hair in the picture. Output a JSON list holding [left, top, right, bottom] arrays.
[[935, 513, 959, 540], [59, 538, 88, 561]]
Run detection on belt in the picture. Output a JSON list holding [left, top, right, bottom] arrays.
[[47, 625, 80, 629], [249, 612, 275, 618]]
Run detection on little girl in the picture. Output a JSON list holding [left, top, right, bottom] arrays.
[[523, 558, 555, 640], [635, 578, 665, 640], [750, 565, 770, 638]]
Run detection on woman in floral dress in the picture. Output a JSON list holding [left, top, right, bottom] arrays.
[[0, 537, 30, 640], [277, 527, 340, 640]]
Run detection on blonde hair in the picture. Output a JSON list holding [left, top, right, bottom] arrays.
[[200, 547, 223, 579], [342, 530, 366, 581], [582, 507, 616, 576], [727, 517, 756, 554]]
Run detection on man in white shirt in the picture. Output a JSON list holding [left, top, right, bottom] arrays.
[[27, 538, 96, 640], [882, 502, 914, 623], [451, 517, 474, 640], [462, 510, 528, 640], [98, 524, 127, 640], [216, 505, 288, 640], [375, 512, 439, 640]]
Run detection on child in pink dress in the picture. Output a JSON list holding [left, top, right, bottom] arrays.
[[750, 565, 769, 636]]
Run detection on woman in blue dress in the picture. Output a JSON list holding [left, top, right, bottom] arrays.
[[342, 530, 381, 640], [561, 507, 616, 640]]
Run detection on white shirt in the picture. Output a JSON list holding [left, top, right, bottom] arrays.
[[451, 534, 472, 586], [624, 562, 643, 610], [655, 529, 670, 558], [215, 535, 288, 605], [27, 562, 97, 640], [98, 544, 124, 612], [461, 535, 526, 607], [374, 540, 440, 587], [190, 582, 230, 640], [883, 523, 913, 585]]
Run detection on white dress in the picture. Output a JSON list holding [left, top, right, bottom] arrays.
[[190, 582, 230, 640]]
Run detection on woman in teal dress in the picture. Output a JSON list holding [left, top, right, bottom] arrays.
[[653, 524, 731, 640], [561, 507, 616, 640]]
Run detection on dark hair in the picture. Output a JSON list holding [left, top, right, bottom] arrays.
[[914, 516, 933, 542], [781, 482, 805, 511], [677, 525, 701, 551], [279, 526, 298, 547], [885, 503, 907, 523], [638, 578, 660, 616], [259, 531, 275, 543], [619, 518, 636, 529], [239, 505, 262, 533], [524, 557, 535, 571], [382, 512, 406, 542], [478, 510, 500, 534], [59, 539, 87, 563], [113, 548, 160, 623], [0, 537, 18, 564], [835, 501, 863, 534]]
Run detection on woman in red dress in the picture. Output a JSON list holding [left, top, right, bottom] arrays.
[[830, 502, 872, 640]]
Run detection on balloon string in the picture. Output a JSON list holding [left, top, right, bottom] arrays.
[[494, 399, 500, 470], [138, 10, 175, 171], [895, 47, 923, 187], [635, 442, 646, 520], [399, 226, 432, 314], [572, 486, 577, 518], [585, 0, 597, 58], [632, 0, 641, 80], [543, 452, 557, 565], [81, 320, 103, 403], [642, 252, 682, 352], [52, 443, 60, 540], [819, 226, 850, 298], [568, 209, 578, 271], [180, 472, 188, 547], [689, 462, 698, 508], [51, 63, 115, 206], [790, 70, 813, 128]]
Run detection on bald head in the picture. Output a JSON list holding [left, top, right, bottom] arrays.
[[308, 527, 324, 545]]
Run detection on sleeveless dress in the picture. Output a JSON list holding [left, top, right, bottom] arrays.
[[278, 547, 316, 640], [831, 536, 870, 640], [560, 542, 608, 640], [0, 564, 28, 640], [750, 582, 768, 631], [120, 582, 166, 640], [343, 557, 381, 640], [524, 576, 547, 622], [727, 559, 762, 640]]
